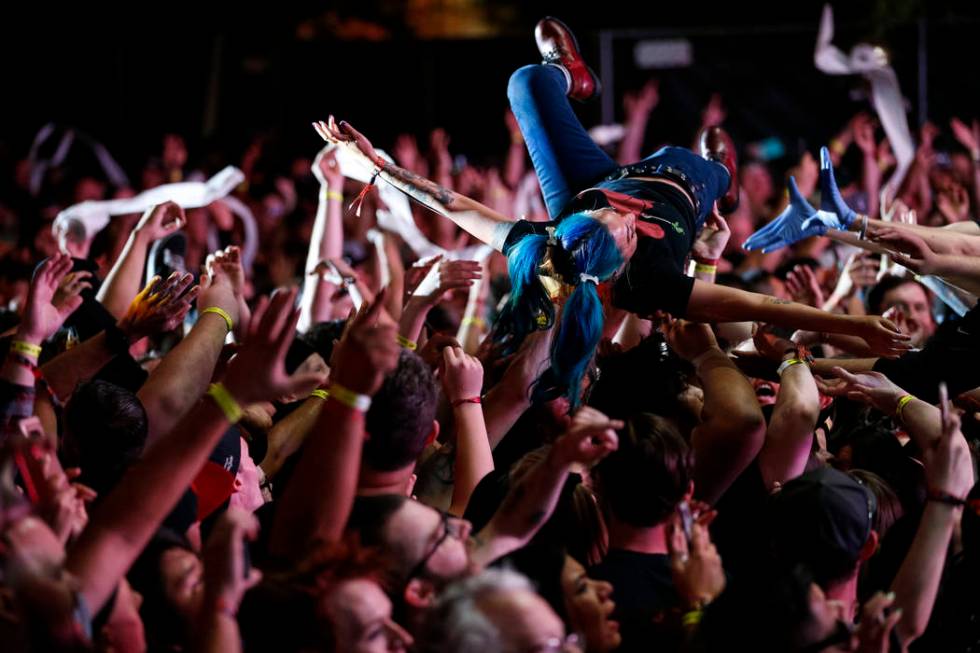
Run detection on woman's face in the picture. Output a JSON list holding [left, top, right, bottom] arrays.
[[592, 209, 637, 263], [560, 555, 621, 653], [321, 578, 413, 653]]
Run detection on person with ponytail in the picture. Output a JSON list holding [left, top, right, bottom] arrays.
[[313, 18, 910, 406]]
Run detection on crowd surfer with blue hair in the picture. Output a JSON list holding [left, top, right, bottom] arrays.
[[315, 19, 910, 409]]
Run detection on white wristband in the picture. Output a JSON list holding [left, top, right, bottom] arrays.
[[777, 358, 806, 376]]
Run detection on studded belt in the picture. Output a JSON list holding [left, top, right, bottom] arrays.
[[603, 163, 701, 216]]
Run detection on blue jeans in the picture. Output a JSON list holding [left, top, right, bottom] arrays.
[[507, 64, 731, 226]]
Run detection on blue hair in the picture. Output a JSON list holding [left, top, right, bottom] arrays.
[[495, 212, 624, 409]]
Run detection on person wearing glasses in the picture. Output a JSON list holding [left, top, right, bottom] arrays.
[[347, 407, 622, 638]]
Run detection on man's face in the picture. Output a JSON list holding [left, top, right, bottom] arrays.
[[321, 578, 412, 653], [880, 282, 935, 346], [385, 500, 474, 584]]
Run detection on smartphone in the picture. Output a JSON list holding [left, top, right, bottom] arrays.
[[940, 381, 950, 428], [678, 501, 694, 545]]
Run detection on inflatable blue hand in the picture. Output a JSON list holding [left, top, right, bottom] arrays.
[[743, 177, 844, 253], [819, 146, 858, 228]]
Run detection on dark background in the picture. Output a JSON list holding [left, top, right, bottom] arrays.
[[2, 0, 979, 177]]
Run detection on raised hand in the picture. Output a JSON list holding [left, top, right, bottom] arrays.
[[950, 117, 980, 157], [442, 346, 484, 402], [701, 92, 726, 128], [818, 146, 858, 227], [854, 315, 913, 358], [852, 114, 878, 156], [815, 367, 907, 413], [752, 323, 796, 361], [330, 289, 401, 396], [19, 252, 81, 343], [197, 255, 241, 329], [692, 208, 731, 262], [313, 116, 384, 167], [201, 508, 262, 617], [923, 393, 974, 501], [868, 227, 937, 275], [552, 406, 621, 467], [135, 201, 186, 242], [206, 246, 250, 337], [312, 145, 344, 189], [743, 177, 844, 253], [784, 264, 825, 308], [624, 79, 660, 118], [853, 591, 904, 653], [222, 288, 324, 405], [667, 512, 726, 609], [118, 272, 199, 341], [663, 318, 719, 362], [404, 254, 444, 296], [51, 271, 93, 320], [409, 259, 482, 308]]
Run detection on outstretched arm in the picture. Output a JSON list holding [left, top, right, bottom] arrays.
[[270, 291, 400, 557], [665, 320, 766, 505], [67, 290, 319, 614], [472, 407, 620, 566], [686, 280, 910, 358], [98, 202, 186, 319], [300, 147, 346, 332], [314, 118, 516, 248]]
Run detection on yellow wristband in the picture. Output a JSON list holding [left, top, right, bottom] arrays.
[[396, 334, 417, 351], [207, 383, 243, 424], [895, 394, 915, 422], [694, 263, 717, 275], [310, 389, 329, 400], [327, 382, 371, 412], [830, 139, 846, 156], [10, 340, 42, 358], [202, 307, 234, 334], [462, 316, 487, 328], [681, 609, 704, 628], [777, 358, 805, 376], [325, 190, 343, 202]]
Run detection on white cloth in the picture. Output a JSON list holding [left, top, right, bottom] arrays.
[[332, 145, 492, 262], [815, 4, 914, 205], [54, 166, 245, 238]]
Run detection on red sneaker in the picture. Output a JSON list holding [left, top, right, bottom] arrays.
[[535, 17, 601, 103], [699, 125, 740, 214]]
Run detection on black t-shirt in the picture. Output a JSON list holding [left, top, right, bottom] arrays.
[[589, 548, 681, 652], [502, 178, 698, 318]]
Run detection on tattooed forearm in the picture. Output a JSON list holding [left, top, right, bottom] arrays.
[[379, 161, 457, 208], [764, 297, 793, 305]]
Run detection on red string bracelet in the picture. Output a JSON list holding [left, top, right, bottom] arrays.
[[452, 396, 481, 407]]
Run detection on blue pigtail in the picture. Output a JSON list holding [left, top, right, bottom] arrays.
[[534, 213, 624, 408], [493, 233, 554, 355]]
